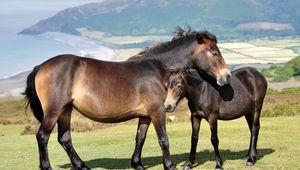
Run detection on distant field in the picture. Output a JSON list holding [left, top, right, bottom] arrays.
[[106, 35, 300, 64], [0, 116, 300, 170], [77, 29, 300, 64], [219, 39, 300, 64]]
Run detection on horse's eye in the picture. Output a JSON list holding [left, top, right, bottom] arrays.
[[211, 51, 218, 56]]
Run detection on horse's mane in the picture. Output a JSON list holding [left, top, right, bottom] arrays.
[[132, 26, 218, 58]]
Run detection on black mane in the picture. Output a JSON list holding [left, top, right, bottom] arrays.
[[138, 26, 218, 57], [141, 32, 196, 56]]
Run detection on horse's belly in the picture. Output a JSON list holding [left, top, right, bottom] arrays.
[[72, 94, 147, 123], [218, 98, 253, 120]]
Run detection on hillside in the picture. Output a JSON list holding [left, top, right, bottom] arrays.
[[19, 0, 300, 39], [261, 56, 300, 82]]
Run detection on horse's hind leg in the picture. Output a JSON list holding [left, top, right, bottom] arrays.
[[131, 117, 151, 170], [245, 103, 262, 166], [36, 107, 64, 169], [57, 106, 90, 170], [244, 112, 253, 160]]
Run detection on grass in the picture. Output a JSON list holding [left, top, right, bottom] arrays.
[[0, 89, 299, 169], [0, 116, 300, 169]]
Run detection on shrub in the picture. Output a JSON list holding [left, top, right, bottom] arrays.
[[263, 103, 300, 117]]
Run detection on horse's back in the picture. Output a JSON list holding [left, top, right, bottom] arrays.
[[233, 67, 267, 100]]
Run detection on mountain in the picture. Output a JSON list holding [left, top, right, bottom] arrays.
[[19, 0, 300, 39]]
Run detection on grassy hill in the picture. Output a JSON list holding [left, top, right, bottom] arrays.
[[19, 0, 300, 40], [261, 56, 300, 82]]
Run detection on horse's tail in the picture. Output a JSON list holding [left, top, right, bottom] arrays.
[[23, 65, 43, 123]]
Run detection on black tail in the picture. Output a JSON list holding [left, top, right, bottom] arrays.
[[23, 65, 43, 123]]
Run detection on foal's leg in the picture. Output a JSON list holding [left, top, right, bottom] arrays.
[[208, 115, 223, 170], [131, 117, 151, 170], [151, 109, 176, 170], [36, 108, 63, 170], [183, 115, 202, 170], [57, 107, 90, 170]]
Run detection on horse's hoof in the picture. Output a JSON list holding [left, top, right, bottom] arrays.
[[132, 164, 145, 170], [183, 165, 191, 170], [131, 160, 145, 170], [183, 161, 193, 170], [132, 163, 145, 170], [40, 163, 52, 170], [246, 161, 254, 166], [164, 163, 177, 170], [215, 164, 223, 170], [169, 166, 177, 170], [246, 158, 255, 166], [136, 166, 145, 170]]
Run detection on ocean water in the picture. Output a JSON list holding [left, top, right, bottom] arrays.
[[0, 32, 115, 79], [0, 0, 110, 78]]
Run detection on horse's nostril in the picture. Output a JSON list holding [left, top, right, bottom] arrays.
[[165, 105, 173, 112], [226, 75, 231, 83]]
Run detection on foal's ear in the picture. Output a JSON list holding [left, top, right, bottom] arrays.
[[196, 32, 204, 44]]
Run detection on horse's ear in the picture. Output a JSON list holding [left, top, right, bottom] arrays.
[[196, 32, 204, 44]]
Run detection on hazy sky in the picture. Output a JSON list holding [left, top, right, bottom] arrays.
[[0, 0, 102, 34]]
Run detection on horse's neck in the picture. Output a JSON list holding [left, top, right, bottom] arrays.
[[150, 41, 197, 68], [133, 58, 168, 77]]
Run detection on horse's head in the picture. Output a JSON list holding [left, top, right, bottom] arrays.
[[164, 68, 189, 112], [192, 31, 231, 86]]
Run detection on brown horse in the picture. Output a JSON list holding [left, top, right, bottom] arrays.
[[164, 67, 267, 170], [23, 30, 231, 170]]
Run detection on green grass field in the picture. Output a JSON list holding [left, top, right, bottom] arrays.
[[1, 116, 299, 170]]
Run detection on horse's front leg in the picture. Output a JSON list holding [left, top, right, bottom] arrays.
[[150, 109, 176, 170], [208, 114, 223, 170], [131, 117, 151, 170], [183, 115, 202, 170]]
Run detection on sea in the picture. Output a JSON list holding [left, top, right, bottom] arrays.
[[0, 0, 112, 79]]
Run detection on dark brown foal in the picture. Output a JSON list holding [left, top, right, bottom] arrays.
[[165, 67, 267, 170]]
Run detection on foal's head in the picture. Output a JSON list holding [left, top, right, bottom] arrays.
[[192, 31, 231, 86], [164, 68, 189, 112]]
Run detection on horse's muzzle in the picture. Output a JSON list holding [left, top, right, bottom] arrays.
[[164, 103, 175, 112], [216, 69, 231, 86]]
